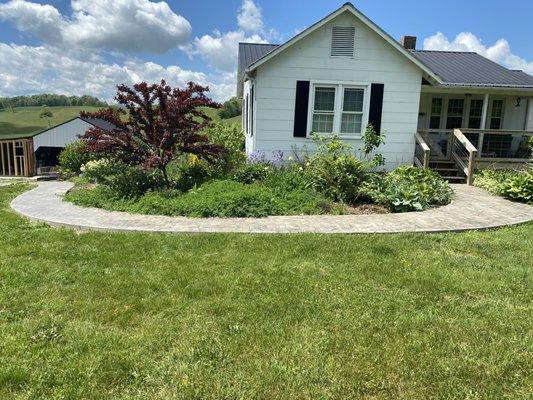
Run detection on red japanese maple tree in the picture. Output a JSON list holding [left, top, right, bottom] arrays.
[[79, 80, 223, 187]]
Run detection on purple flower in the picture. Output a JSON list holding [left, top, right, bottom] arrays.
[[271, 150, 284, 167]]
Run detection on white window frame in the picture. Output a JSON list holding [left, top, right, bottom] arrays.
[[488, 98, 505, 130], [307, 81, 370, 138]]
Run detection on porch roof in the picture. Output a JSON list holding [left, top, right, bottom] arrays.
[[412, 51, 533, 89]]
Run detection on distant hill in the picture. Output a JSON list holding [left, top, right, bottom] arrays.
[[0, 94, 107, 109], [0, 106, 241, 139], [0, 106, 103, 139]]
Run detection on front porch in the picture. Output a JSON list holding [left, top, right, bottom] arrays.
[[415, 90, 533, 183]]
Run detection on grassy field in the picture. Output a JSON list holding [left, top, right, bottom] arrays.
[[0, 106, 241, 139], [0, 106, 103, 139], [0, 183, 531, 399]]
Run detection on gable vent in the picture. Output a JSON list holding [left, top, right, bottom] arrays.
[[331, 26, 355, 57]]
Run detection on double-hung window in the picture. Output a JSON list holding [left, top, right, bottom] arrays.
[[312, 87, 336, 133], [429, 98, 443, 129], [311, 84, 366, 135], [340, 88, 364, 134], [490, 99, 504, 129]]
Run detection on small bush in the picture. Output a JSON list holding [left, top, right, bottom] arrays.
[[305, 135, 370, 203], [233, 163, 273, 184], [167, 156, 211, 192], [500, 171, 533, 203], [475, 168, 533, 204], [58, 141, 96, 176], [218, 97, 241, 119], [362, 166, 453, 212], [202, 122, 246, 175], [81, 159, 163, 198], [474, 169, 515, 195]]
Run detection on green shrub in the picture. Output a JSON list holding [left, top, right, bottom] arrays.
[[67, 179, 335, 218], [202, 122, 246, 175], [218, 97, 241, 119], [232, 163, 273, 184], [474, 169, 515, 195], [499, 170, 533, 204], [58, 141, 96, 176], [166, 156, 211, 192], [305, 135, 370, 203], [81, 159, 163, 198], [362, 166, 453, 212], [262, 165, 313, 193]]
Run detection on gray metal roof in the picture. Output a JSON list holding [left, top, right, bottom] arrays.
[[238, 43, 279, 76], [412, 50, 533, 88], [81, 117, 119, 131], [237, 45, 533, 90]]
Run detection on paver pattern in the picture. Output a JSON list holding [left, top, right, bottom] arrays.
[[10, 181, 533, 234]]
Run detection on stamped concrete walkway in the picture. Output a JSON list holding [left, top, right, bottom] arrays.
[[10, 181, 533, 234]]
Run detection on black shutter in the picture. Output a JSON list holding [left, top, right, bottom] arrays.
[[293, 80, 310, 137], [368, 83, 384, 134]]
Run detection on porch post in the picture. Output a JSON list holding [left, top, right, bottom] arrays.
[[478, 93, 489, 156]]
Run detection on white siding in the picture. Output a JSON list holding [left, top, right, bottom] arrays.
[[502, 96, 528, 130], [33, 118, 93, 150], [251, 10, 423, 170]]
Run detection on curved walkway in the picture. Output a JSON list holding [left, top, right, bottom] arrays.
[[10, 181, 533, 234]]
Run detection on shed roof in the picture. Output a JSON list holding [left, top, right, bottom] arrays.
[[411, 51, 533, 88]]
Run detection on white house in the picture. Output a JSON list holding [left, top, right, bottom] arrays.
[[0, 116, 113, 176], [238, 2, 533, 183]]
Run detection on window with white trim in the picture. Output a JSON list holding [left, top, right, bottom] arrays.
[[310, 84, 367, 135], [429, 98, 443, 129], [312, 87, 336, 133], [340, 88, 364, 134], [490, 99, 504, 129]]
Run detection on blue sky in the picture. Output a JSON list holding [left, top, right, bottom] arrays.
[[0, 0, 532, 102]]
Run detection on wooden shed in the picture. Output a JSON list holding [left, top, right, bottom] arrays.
[[0, 117, 111, 177]]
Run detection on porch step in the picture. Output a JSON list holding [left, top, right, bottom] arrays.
[[428, 158, 466, 183], [440, 175, 466, 182]]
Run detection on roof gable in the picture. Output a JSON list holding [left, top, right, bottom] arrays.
[[244, 2, 442, 83]]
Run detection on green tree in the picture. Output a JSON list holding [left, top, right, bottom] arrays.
[[218, 96, 242, 119], [39, 105, 54, 127]]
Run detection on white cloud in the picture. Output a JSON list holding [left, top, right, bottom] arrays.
[[193, 30, 267, 72], [0, 43, 234, 102], [237, 0, 263, 33], [0, 0, 63, 42], [0, 0, 192, 53], [423, 32, 533, 75], [0, 0, 277, 102], [190, 0, 275, 73]]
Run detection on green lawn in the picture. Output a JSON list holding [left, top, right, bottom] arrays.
[[0, 106, 103, 139], [0, 183, 531, 399], [0, 106, 241, 140]]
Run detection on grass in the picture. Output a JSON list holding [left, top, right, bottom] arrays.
[[0, 106, 103, 139], [0, 106, 241, 139], [0, 183, 532, 399]]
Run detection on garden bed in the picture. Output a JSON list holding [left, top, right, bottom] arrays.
[[57, 81, 453, 218], [474, 167, 532, 204]]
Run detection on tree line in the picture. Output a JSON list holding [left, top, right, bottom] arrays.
[[0, 94, 107, 110]]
